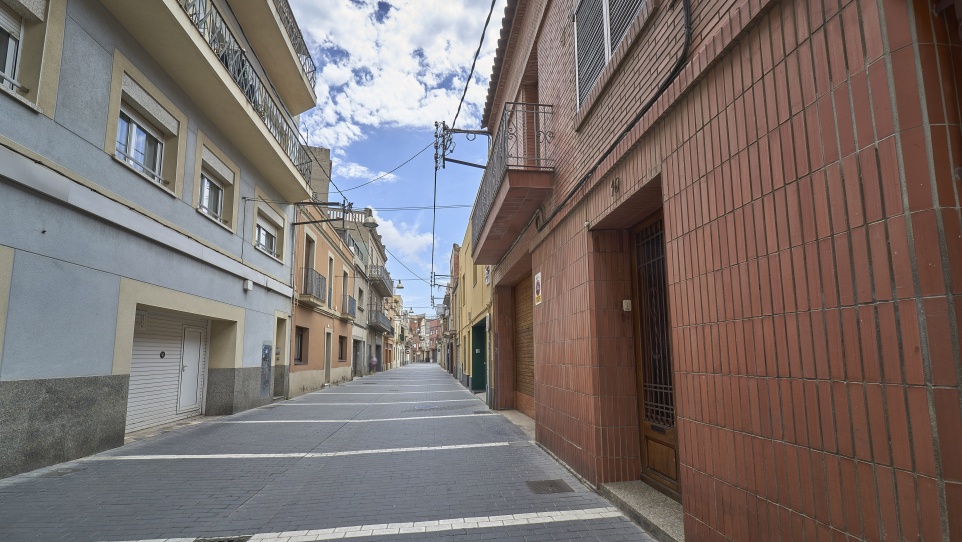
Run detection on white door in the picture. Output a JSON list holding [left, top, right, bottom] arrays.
[[126, 311, 209, 433], [178, 328, 204, 411]]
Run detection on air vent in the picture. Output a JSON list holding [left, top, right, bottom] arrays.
[[526, 479, 574, 494]]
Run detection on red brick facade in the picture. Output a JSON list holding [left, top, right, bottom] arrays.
[[482, 0, 962, 538]]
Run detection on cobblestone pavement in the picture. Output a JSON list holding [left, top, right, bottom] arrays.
[[0, 364, 653, 542]]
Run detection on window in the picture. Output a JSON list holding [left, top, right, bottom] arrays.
[[252, 193, 286, 261], [255, 218, 278, 257], [194, 138, 238, 229], [338, 335, 347, 362], [294, 326, 307, 364], [574, 0, 647, 105], [358, 288, 364, 310], [199, 173, 224, 220], [107, 53, 188, 195], [116, 107, 165, 183], [0, 3, 21, 92]]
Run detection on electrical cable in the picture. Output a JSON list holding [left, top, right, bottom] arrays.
[[451, 0, 499, 129], [384, 246, 432, 286], [340, 141, 435, 192], [535, 0, 692, 233]]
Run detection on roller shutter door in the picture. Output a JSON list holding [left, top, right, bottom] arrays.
[[125, 310, 209, 433], [514, 275, 534, 398]]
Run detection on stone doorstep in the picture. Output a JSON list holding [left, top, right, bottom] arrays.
[[600, 480, 685, 542]]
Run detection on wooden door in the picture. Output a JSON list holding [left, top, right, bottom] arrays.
[[632, 216, 679, 498]]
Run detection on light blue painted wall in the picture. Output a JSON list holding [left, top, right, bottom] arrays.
[[1, 252, 120, 380]]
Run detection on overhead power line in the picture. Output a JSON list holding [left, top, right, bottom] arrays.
[[341, 141, 435, 192], [451, 0, 499, 129], [384, 246, 432, 287]]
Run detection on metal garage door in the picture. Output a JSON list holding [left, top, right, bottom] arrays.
[[514, 275, 534, 400], [125, 310, 209, 433]]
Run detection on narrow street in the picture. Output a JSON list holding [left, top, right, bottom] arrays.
[[0, 365, 650, 542]]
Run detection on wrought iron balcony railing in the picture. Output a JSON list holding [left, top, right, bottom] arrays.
[[471, 102, 554, 248], [301, 268, 326, 302], [271, 0, 317, 87], [343, 295, 357, 318], [179, 0, 312, 182], [367, 265, 393, 297], [369, 309, 392, 333]]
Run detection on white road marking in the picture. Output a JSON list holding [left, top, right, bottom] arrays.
[[278, 398, 481, 406], [88, 442, 516, 461], [219, 413, 497, 424], [102, 507, 623, 542], [324, 390, 471, 395]]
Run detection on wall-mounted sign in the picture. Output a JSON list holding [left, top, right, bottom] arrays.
[[534, 272, 542, 305]]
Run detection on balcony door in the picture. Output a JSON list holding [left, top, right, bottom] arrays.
[[631, 215, 679, 498]]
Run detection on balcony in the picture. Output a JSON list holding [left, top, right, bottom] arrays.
[[99, 0, 313, 201], [471, 102, 554, 264], [368, 265, 394, 297], [369, 310, 392, 334], [298, 268, 326, 308], [226, 0, 318, 113], [340, 295, 356, 321]]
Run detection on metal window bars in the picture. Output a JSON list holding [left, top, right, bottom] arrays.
[[636, 220, 675, 428], [343, 295, 357, 318], [179, 0, 312, 182], [471, 102, 554, 249], [271, 0, 317, 87]]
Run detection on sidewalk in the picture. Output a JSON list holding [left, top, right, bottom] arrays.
[[0, 365, 653, 542]]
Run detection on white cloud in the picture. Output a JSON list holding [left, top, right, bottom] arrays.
[[372, 210, 434, 272], [335, 161, 398, 183], [291, 0, 508, 149]]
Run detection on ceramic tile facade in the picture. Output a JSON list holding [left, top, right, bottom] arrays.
[[482, 0, 962, 538]]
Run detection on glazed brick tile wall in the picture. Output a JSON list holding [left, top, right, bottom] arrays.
[[654, 0, 962, 539], [492, 0, 962, 538]]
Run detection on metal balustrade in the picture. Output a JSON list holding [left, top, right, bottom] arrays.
[[271, 0, 317, 86], [301, 268, 326, 302], [179, 0, 312, 182], [343, 295, 357, 318], [367, 265, 394, 297], [471, 102, 554, 248]]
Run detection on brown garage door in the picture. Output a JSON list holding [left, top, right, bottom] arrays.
[[514, 275, 534, 417]]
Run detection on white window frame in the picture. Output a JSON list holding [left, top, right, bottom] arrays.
[[255, 215, 279, 257], [0, 3, 22, 92], [116, 105, 166, 185], [198, 172, 225, 221]]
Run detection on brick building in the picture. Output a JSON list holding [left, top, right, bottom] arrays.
[[473, 0, 962, 538]]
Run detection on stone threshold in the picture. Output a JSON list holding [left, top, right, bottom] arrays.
[[600, 480, 685, 542]]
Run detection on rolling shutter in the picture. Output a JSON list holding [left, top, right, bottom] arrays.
[[608, 0, 645, 51], [514, 275, 535, 398], [125, 311, 209, 433], [0, 3, 21, 39], [575, 0, 605, 105]]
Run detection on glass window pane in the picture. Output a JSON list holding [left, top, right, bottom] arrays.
[[116, 114, 130, 156], [144, 136, 162, 176]]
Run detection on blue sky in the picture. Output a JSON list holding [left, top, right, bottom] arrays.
[[290, 0, 506, 315]]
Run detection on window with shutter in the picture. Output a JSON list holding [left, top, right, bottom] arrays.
[[574, 0, 648, 106], [0, 2, 22, 91]]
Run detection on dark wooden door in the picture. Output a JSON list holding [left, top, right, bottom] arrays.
[[632, 216, 679, 498]]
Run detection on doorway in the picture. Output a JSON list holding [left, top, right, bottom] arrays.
[[471, 319, 487, 392], [631, 215, 679, 498], [178, 327, 205, 411]]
